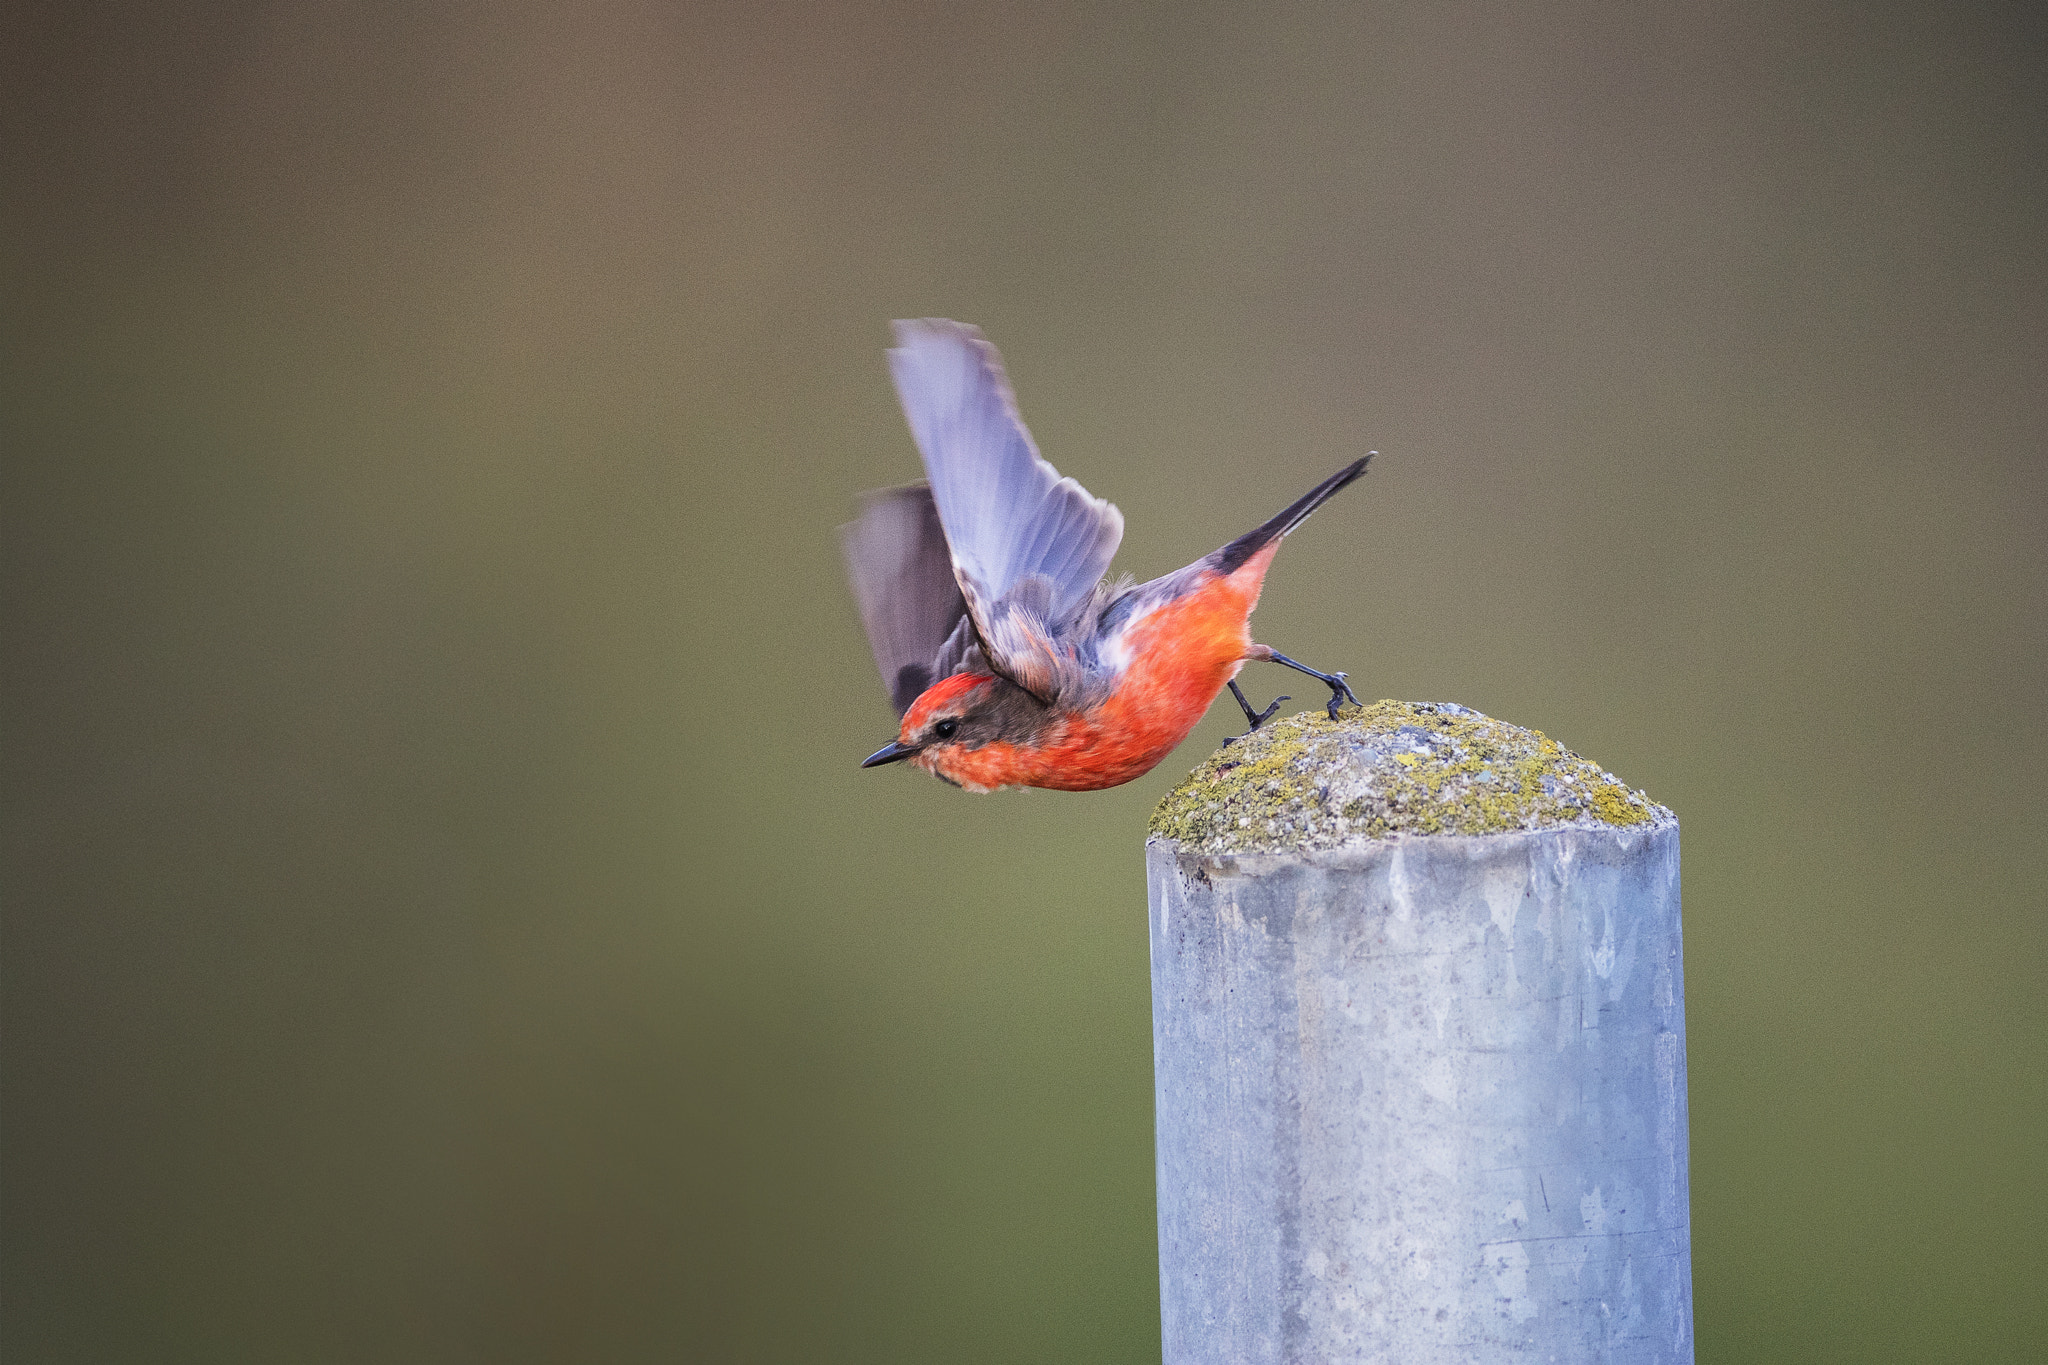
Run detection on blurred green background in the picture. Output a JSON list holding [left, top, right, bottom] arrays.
[[5, 2, 2043, 1360]]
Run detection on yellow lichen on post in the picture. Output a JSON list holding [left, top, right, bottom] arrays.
[[1149, 700, 1669, 855]]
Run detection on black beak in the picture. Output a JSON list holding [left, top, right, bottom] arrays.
[[861, 741, 915, 769]]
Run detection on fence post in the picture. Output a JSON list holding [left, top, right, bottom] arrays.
[[1146, 701, 1690, 1363]]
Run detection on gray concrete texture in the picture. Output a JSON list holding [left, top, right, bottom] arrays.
[[1147, 807, 1689, 1362]]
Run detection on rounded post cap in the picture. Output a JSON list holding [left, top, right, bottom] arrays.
[[1151, 700, 1673, 856]]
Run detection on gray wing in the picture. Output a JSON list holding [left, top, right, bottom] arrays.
[[840, 484, 975, 715], [887, 320, 1124, 663]]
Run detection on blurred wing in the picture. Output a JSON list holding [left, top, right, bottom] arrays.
[[887, 320, 1124, 665], [840, 484, 972, 715]]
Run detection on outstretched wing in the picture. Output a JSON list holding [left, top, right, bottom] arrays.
[[840, 484, 973, 715], [887, 320, 1124, 698]]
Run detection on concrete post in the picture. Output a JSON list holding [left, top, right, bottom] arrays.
[[1146, 701, 1689, 1364]]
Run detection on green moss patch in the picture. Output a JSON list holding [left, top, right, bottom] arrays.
[[1150, 700, 1671, 854]]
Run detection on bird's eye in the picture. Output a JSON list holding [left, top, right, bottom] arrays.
[[933, 718, 960, 741]]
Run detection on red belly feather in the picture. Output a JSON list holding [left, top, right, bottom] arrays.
[[946, 545, 1278, 792]]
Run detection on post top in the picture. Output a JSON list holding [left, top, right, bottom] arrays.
[[1149, 700, 1673, 855]]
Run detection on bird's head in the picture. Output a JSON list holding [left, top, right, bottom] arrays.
[[861, 672, 1048, 791]]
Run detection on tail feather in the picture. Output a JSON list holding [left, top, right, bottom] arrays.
[[1214, 454, 1373, 576]]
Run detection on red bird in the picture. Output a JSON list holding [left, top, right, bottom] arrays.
[[845, 320, 1371, 793]]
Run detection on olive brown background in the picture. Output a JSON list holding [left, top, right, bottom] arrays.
[[5, 2, 2043, 1360]]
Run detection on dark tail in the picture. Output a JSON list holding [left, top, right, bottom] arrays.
[[1214, 454, 1373, 575]]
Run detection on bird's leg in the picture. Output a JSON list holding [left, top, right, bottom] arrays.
[[1255, 647, 1362, 721], [1221, 679, 1288, 745], [1230, 679, 1287, 728]]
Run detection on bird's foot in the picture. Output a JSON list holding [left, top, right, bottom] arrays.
[[1321, 671, 1362, 721], [1266, 651, 1362, 721], [1223, 680, 1287, 744]]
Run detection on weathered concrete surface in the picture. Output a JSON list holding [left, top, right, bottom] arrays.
[[1147, 707, 1688, 1364], [1152, 700, 1670, 852]]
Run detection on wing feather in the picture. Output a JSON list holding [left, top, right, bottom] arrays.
[[840, 484, 971, 715], [887, 320, 1124, 645]]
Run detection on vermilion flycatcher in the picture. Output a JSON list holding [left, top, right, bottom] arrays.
[[845, 319, 1371, 792]]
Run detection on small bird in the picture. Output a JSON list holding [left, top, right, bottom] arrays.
[[844, 320, 1371, 793]]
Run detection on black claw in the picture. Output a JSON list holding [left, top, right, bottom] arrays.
[[1323, 671, 1361, 720], [1225, 680, 1288, 743]]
